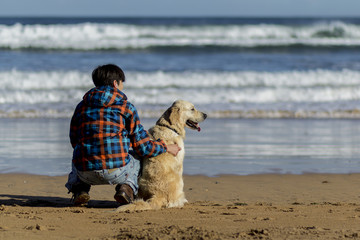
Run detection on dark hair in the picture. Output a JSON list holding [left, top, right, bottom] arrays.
[[91, 64, 126, 87]]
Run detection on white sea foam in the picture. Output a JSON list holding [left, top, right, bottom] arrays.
[[1, 69, 360, 118], [1, 21, 360, 50]]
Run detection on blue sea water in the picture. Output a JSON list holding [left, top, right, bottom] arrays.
[[1, 17, 360, 118], [0, 118, 360, 176], [0, 17, 360, 176]]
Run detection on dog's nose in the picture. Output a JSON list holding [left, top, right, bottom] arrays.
[[203, 113, 207, 119]]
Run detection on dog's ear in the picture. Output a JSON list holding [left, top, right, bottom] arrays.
[[156, 106, 180, 127], [168, 107, 181, 126]]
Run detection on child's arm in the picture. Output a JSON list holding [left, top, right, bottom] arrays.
[[127, 105, 168, 158], [130, 122, 168, 158]]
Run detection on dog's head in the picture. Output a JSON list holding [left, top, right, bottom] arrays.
[[158, 100, 207, 136]]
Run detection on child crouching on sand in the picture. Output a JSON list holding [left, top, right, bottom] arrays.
[[65, 64, 180, 205]]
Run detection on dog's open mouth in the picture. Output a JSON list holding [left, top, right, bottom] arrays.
[[186, 120, 201, 132]]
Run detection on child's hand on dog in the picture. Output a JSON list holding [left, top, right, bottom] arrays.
[[167, 144, 181, 156]]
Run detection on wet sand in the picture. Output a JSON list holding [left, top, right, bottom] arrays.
[[1, 173, 360, 239]]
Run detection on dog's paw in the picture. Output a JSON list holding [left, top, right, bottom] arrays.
[[167, 198, 188, 208]]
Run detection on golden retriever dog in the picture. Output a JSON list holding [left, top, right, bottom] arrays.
[[116, 100, 207, 212]]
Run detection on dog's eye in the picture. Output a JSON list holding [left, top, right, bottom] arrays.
[[191, 108, 195, 111]]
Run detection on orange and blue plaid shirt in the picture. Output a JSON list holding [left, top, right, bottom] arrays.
[[70, 85, 167, 171]]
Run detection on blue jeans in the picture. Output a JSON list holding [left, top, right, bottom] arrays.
[[65, 154, 141, 195]]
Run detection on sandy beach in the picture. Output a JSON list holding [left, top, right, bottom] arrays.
[[1, 173, 359, 239]]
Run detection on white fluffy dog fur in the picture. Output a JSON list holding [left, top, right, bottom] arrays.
[[116, 100, 207, 212]]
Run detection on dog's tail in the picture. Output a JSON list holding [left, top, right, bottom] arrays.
[[115, 197, 166, 212]]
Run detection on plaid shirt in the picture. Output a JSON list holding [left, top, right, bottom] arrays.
[[70, 85, 167, 171]]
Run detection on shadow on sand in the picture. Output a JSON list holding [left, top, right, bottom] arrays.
[[0, 194, 120, 208]]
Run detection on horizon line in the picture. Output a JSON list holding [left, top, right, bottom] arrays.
[[0, 15, 360, 18]]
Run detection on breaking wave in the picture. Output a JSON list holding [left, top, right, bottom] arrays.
[[1, 69, 360, 118], [1, 21, 360, 50]]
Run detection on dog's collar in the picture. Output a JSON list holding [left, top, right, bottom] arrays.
[[158, 123, 180, 135]]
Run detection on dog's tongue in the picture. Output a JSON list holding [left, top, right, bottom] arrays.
[[196, 123, 201, 132]]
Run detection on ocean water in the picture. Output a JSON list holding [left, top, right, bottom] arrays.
[[1, 17, 360, 176], [1, 17, 360, 118], [0, 118, 359, 176]]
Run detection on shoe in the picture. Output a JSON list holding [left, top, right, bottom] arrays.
[[72, 191, 90, 206], [114, 184, 134, 204], [69, 181, 91, 206]]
